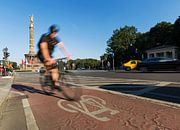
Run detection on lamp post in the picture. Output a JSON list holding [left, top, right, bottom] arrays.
[[129, 43, 138, 59], [0, 60, 2, 76], [101, 59, 104, 70], [112, 53, 115, 71], [100, 55, 104, 70], [2, 47, 9, 76]]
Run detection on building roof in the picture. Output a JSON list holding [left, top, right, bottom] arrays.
[[146, 45, 179, 52]]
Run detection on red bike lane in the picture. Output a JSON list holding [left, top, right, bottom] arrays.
[[11, 81, 180, 130]]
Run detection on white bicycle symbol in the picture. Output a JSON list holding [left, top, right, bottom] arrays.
[[57, 95, 119, 121]]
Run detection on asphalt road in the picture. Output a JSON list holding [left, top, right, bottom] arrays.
[[68, 70, 180, 104], [74, 70, 180, 82], [13, 71, 180, 105]]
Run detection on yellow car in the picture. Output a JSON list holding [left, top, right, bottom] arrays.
[[122, 60, 141, 71]]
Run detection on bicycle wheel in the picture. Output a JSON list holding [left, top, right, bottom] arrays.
[[58, 72, 82, 100], [40, 74, 54, 94]]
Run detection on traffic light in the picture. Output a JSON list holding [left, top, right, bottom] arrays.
[[3, 51, 10, 60], [2, 47, 10, 60], [6, 52, 10, 58], [3, 52, 6, 59]]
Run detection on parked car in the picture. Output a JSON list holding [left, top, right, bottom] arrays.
[[136, 57, 180, 72], [122, 60, 141, 71]]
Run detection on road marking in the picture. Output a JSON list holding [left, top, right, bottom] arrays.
[[133, 81, 172, 95], [155, 82, 172, 86], [1, 76, 12, 78], [57, 75, 180, 108], [22, 99, 39, 130], [57, 95, 119, 122]]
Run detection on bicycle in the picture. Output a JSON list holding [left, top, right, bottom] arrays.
[[39, 57, 82, 100]]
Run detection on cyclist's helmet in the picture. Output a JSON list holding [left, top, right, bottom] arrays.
[[49, 24, 59, 33]]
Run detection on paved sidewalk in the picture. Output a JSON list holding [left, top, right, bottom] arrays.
[[0, 90, 27, 130], [0, 75, 31, 130], [0, 76, 14, 109]]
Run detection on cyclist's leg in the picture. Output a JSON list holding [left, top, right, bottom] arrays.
[[50, 68, 59, 87], [44, 67, 50, 76]]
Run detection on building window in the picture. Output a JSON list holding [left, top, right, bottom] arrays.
[[156, 52, 164, 57], [166, 51, 172, 58], [149, 53, 154, 58], [175, 50, 178, 59]]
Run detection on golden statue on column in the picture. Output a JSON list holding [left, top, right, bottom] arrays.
[[24, 15, 43, 71]]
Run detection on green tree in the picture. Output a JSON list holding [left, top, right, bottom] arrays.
[[73, 58, 100, 69], [149, 21, 174, 47], [67, 59, 74, 69], [104, 17, 180, 67], [11, 61, 17, 69], [135, 22, 174, 59], [135, 32, 150, 59], [173, 16, 180, 47], [100, 53, 111, 69], [106, 26, 138, 66]]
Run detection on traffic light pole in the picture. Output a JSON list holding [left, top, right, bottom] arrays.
[[2, 47, 10, 76]]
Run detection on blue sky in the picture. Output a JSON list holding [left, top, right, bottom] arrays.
[[0, 0, 180, 63]]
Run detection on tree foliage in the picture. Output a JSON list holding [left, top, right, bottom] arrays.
[[148, 21, 174, 46], [174, 16, 180, 47], [105, 16, 180, 67], [106, 26, 138, 66], [67, 58, 101, 70]]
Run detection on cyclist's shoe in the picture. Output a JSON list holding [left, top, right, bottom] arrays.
[[51, 81, 62, 91], [54, 85, 61, 89], [54, 85, 62, 92], [49, 83, 60, 90], [45, 91, 54, 95]]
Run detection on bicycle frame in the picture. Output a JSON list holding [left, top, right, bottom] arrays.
[[39, 57, 68, 92], [40, 57, 82, 100]]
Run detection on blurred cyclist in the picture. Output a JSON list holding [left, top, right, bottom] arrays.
[[37, 24, 71, 87]]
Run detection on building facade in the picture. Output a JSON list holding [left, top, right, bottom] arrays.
[[146, 45, 180, 59]]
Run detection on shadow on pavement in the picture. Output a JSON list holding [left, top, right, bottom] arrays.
[[99, 84, 180, 104], [99, 84, 147, 92], [141, 86, 180, 104], [11, 84, 67, 100]]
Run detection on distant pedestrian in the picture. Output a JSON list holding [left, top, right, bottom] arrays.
[[107, 61, 111, 71]]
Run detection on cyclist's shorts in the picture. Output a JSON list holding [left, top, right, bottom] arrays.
[[37, 54, 45, 63], [37, 53, 57, 70], [45, 63, 58, 70]]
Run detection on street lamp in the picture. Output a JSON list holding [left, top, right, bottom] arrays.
[[112, 53, 115, 71], [101, 59, 104, 70]]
